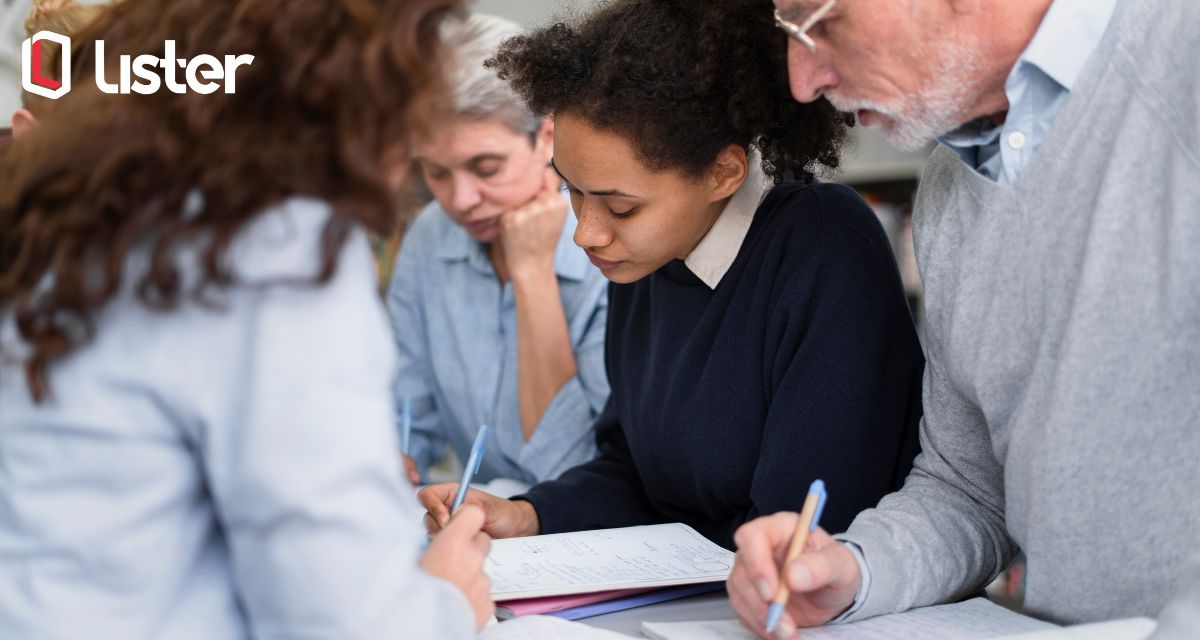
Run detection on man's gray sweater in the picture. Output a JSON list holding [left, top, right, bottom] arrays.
[[840, 0, 1200, 632]]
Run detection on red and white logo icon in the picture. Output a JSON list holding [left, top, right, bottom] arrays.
[[22, 30, 72, 100]]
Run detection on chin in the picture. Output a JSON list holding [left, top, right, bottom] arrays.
[[600, 266, 653, 285], [468, 227, 501, 244]]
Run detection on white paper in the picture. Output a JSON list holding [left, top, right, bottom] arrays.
[[477, 614, 633, 639], [487, 523, 734, 600], [478, 477, 531, 499], [996, 618, 1156, 640], [642, 598, 1056, 640]]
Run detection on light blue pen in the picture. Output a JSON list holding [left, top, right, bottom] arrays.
[[400, 396, 412, 456], [451, 424, 490, 513], [766, 479, 828, 634]]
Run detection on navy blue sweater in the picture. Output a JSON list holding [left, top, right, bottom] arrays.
[[521, 181, 924, 549]]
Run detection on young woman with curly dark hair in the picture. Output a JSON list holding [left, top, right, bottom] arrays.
[[420, 0, 925, 551], [0, 0, 494, 636]]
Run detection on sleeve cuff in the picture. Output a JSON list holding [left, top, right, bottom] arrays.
[[828, 539, 872, 624]]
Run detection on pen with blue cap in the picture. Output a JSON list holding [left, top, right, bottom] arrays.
[[400, 396, 412, 457], [451, 424, 490, 512], [765, 479, 828, 634]]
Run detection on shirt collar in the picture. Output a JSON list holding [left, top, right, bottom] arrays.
[[683, 152, 771, 290], [436, 189, 589, 282], [940, 0, 1116, 151], [940, 117, 1002, 155], [1019, 0, 1117, 93]]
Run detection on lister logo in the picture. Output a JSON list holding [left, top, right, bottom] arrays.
[[21, 31, 255, 100], [22, 31, 71, 99]]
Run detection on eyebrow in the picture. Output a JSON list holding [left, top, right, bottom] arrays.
[[414, 153, 505, 168], [550, 158, 642, 198], [467, 153, 505, 165]]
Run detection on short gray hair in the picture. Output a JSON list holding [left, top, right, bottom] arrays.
[[441, 13, 540, 136]]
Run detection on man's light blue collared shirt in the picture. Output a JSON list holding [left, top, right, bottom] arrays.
[[941, 0, 1118, 184], [387, 196, 610, 485]]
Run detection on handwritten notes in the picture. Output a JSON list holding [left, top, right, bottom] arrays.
[[488, 523, 734, 600]]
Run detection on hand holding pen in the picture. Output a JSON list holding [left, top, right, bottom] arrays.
[[728, 480, 864, 639], [416, 424, 542, 539]]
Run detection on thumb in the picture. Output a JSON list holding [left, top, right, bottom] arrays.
[[439, 503, 486, 541]]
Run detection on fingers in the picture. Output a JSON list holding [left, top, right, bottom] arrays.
[[733, 512, 801, 599], [402, 455, 421, 485], [730, 517, 859, 637], [730, 575, 798, 640], [439, 504, 486, 541], [418, 504, 495, 632], [423, 512, 442, 536], [417, 483, 456, 529]]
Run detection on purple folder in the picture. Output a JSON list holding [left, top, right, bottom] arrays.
[[547, 582, 726, 621]]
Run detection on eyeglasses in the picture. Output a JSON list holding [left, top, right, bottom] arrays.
[[774, 0, 836, 53]]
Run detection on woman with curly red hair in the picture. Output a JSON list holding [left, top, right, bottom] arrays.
[[421, 0, 925, 551], [0, 0, 493, 637]]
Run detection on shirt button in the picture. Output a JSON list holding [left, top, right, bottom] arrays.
[[1007, 131, 1027, 150]]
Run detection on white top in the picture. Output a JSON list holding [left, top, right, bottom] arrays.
[[0, 197, 475, 639], [683, 154, 772, 289]]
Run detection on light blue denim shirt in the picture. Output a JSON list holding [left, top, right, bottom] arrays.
[[387, 194, 610, 485], [941, 0, 1118, 184], [0, 198, 475, 639]]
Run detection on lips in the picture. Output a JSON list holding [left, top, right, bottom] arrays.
[[587, 253, 623, 271], [466, 217, 499, 232]]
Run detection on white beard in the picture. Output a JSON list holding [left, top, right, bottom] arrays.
[[826, 34, 983, 152]]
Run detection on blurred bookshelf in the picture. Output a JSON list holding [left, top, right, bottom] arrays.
[[833, 126, 931, 338]]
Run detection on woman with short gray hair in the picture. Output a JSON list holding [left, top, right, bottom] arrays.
[[387, 14, 609, 489]]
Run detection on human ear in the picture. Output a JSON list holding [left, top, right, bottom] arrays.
[[707, 144, 749, 203], [534, 117, 555, 163], [11, 108, 38, 137]]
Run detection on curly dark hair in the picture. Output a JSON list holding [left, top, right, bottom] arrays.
[[0, 0, 463, 401], [487, 0, 852, 183]]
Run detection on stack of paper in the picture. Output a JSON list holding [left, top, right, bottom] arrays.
[[487, 523, 734, 600]]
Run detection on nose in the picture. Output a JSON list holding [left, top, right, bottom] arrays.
[[786, 39, 838, 103], [572, 199, 613, 250], [449, 173, 483, 214]]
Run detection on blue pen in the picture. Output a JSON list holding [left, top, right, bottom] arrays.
[[400, 396, 412, 456], [451, 424, 490, 513], [765, 479, 828, 634]]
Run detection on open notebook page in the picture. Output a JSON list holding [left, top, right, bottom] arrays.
[[996, 618, 1156, 640], [478, 614, 632, 639], [488, 523, 734, 600], [642, 598, 1056, 640]]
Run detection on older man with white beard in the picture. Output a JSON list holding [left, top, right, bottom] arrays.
[[728, 0, 1200, 638]]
